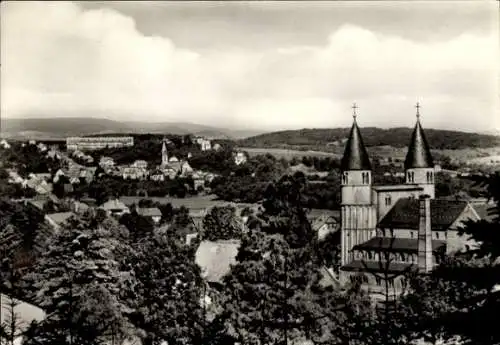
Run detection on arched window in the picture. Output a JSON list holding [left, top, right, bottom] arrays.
[[342, 172, 348, 184], [362, 172, 370, 184], [385, 195, 392, 206]]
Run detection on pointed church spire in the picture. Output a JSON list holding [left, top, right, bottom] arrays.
[[341, 103, 372, 171], [404, 103, 433, 169]]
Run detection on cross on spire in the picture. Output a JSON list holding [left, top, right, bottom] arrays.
[[352, 103, 358, 119], [415, 102, 421, 119]]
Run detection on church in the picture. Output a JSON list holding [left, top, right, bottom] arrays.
[[338, 104, 484, 300]]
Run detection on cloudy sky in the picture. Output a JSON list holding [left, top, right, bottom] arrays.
[[1, 1, 499, 132]]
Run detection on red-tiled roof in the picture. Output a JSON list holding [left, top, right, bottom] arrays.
[[353, 237, 445, 253], [378, 198, 468, 231]]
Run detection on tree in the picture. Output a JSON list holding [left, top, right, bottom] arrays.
[[126, 234, 205, 345], [202, 206, 241, 241], [399, 173, 500, 345], [219, 174, 369, 345], [1, 294, 22, 345], [26, 211, 136, 345], [119, 212, 154, 243]]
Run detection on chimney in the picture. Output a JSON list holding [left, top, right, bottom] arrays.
[[417, 194, 433, 273]]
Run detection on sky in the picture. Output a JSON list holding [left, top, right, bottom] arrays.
[[1, 1, 499, 132]]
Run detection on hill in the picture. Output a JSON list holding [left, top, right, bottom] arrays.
[[238, 127, 500, 151], [0, 117, 262, 140]]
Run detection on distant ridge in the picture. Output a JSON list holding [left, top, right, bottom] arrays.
[[238, 127, 500, 150], [0, 117, 263, 140]]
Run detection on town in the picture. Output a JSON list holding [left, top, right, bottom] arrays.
[[1, 106, 499, 345]]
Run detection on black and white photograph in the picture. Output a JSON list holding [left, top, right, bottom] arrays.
[[0, 1, 499, 345]]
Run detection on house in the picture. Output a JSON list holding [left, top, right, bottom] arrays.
[[101, 199, 130, 216], [309, 210, 341, 240], [0, 294, 45, 345], [37, 143, 48, 152], [28, 140, 36, 145], [31, 173, 51, 182], [99, 156, 115, 169], [79, 167, 96, 184], [181, 161, 193, 176], [0, 139, 11, 149], [213, 143, 222, 151], [234, 151, 248, 165], [53, 169, 66, 183], [123, 167, 148, 180], [133, 160, 148, 169], [150, 170, 165, 182], [163, 168, 178, 179], [45, 212, 75, 231], [71, 200, 90, 214], [46, 149, 61, 160], [137, 207, 162, 224], [194, 137, 212, 151]]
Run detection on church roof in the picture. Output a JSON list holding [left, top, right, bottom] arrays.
[[404, 118, 434, 169], [378, 198, 469, 231], [341, 260, 417, 274], [353, 237, 446, 253], [341, 118, 371, 171]]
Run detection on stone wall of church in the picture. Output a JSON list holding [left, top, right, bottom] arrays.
[[340, 205, 377, 266]]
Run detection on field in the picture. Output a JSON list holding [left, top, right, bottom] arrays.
[[119, 194, 258, 210], [242, 145, 500, 165], [242, 147, 341, 160]]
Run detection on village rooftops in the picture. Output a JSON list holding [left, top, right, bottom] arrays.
[[137, 207, 162, 217], [352, 237, 446, 253], [101, 199, 129, 212], [45, 212, 76, 229], [378, 198, 469, 231]]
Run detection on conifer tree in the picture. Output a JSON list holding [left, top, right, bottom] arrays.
[[219, 174, 370, 345], [25, 210, 135, 345], [126, 233, 205, 345]]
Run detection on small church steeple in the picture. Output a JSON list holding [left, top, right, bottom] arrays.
[[405, 102, 433, 170], [404, 103, 435, 198], [161, 139, 169, 167], [341, 103, 372, 171], [340, 103, 372, 205]]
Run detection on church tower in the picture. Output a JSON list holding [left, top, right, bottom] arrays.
[[161, 139, 169, 167], [340, 104, 377, 266], [404, 103, 435, 198]]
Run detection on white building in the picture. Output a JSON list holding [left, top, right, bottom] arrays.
[[66, 136, 134, 151]]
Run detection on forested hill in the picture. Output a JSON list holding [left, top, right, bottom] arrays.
[[238, 127, 500, 150]]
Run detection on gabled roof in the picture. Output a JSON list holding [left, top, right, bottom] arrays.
[[195, 240, 240, 283], [404, 118, 434, 169], [101, 199, 128, 211], [46, 212, 75, 227], [341, 118, 371, 171], [378, 198, 468, 231], [137, 207, 162, 217], [472, 204, 497, 222]]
